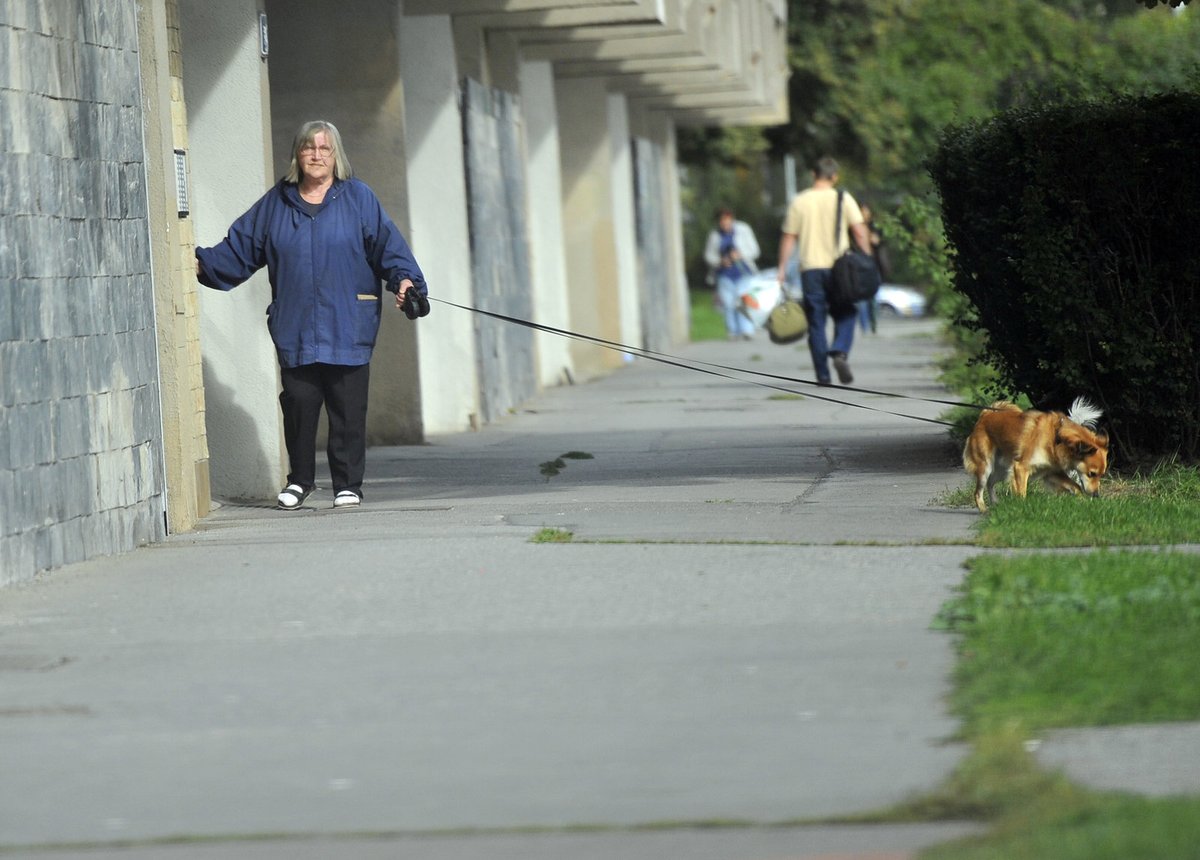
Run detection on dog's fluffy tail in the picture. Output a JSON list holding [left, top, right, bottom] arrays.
[[1068, 396, 1103, 429]]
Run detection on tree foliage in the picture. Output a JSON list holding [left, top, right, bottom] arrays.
[[683, 0, 1199, 196], [677, 0, 1198, 284]]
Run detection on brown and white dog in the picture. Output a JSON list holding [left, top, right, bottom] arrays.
[[963, 396, 1109, 513]]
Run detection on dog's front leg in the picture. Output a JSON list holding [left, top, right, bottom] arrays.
[[1010, 461, 1032, 497], [1044, 473, 1083, 496]]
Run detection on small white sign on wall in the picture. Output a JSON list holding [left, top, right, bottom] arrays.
[[259, 12, 269, 59], [173, 149, 189, 217]]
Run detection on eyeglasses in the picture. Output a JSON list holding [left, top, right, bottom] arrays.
[[300, 144, 334, 159]]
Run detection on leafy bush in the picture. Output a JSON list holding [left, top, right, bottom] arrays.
[[929, 90, 1200, 463]]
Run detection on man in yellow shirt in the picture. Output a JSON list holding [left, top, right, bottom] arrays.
[[776, 157, 873, 385]]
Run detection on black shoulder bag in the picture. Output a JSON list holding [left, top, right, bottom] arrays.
[[829, 190, 881, 314]]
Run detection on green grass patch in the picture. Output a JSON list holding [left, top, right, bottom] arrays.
[[882, 726, 1089, 825], [767, 393, 805, 401], [935, 551, 1200, 735], [530, 528, 574, 543], [919, 460, 1200, 859], [923, 776, 1200, 860], [972, 464, 1200, 548], [689, 288, 725, 341]]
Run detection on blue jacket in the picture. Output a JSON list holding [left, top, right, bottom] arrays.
[[196, 178, 426, 368]]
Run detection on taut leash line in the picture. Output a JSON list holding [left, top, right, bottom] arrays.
[[429, 297, 966, 427]]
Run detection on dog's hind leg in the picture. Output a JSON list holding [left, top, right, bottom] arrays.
[[966, 455, 989, 513]]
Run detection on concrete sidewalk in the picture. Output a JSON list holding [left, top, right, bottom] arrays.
[[0, 318, 987, 858]]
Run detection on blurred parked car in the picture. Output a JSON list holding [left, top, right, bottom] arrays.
[[875, 284, 927, 318]]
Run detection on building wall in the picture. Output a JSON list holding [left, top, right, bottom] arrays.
[[0, 0, 166, 585], [138, 0, 211, 533], [180, 0, 286, 500]]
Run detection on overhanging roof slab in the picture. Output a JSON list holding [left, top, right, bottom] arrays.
[[405, 0, 650, 14], [443, 0, 668, 29]]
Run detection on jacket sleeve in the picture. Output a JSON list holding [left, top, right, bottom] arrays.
[[195, 192, 271, 291], [703, 230, 721, 269], [358, 183, 427, 296], [737, 222, 760, 262]]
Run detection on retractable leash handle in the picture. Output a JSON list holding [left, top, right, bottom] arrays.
[[401, 289, 430, 320]]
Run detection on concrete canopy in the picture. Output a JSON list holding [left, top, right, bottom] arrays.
[[407, 0, 788, 127]]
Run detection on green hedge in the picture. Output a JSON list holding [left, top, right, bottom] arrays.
[[929, 90, 1200, 464]]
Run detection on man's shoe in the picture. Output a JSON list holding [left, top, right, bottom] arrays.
[[277, 484, 313, 510], [333, 490, 362, 508], [831, 353, 854, 385]]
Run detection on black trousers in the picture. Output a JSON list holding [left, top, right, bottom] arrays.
[[278, 363, 370, 495]]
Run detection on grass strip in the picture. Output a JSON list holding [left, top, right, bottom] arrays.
[[915, 547, 1200, 859], [963, 462, 1200, 547], [935, 550, 1200, 734]]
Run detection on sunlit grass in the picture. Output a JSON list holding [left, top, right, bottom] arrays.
[[689, 288, 725, 341], [972, 463, 1200, 547]]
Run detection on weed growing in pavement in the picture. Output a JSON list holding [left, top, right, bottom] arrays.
[[538, 451, 595, 480], [530, 528, 574, 543]]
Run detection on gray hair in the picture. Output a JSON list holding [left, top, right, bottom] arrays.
[[284, 120, 353, 183]]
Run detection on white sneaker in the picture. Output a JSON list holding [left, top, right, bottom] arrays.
[[333, 490, 361, 508]]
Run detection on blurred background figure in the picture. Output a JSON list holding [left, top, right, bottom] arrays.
[[704, 206, 761, 341]]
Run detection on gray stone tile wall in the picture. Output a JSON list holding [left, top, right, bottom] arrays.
[[1, 0, 166, 586]]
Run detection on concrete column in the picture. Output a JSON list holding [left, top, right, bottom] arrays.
[[180, 0, 285, 501], [555, 77, 624, 379], [652, 117, 690, 345], [519, 59, 574, 387], [607, 91, 642, 352], [400, 14, 481, 434]]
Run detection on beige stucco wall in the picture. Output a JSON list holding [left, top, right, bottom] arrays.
[[137, 0, 211, 529], [180, 0, 287, 501]]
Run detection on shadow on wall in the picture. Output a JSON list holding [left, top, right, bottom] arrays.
[[201, 358, 279, 503]]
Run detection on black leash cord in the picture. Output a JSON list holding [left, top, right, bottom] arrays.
[[429, 297, 963, 427]]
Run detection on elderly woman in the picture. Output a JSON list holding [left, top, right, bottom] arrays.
[[196, 120, 427, 510]]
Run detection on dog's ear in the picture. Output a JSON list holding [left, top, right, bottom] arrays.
[[1075, 442, 1097, 457]]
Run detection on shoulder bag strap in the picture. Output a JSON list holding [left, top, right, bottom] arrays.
[[834, 189, 844, 249]]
